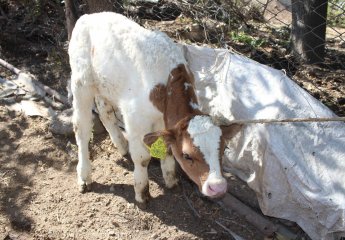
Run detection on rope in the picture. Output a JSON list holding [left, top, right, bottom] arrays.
[[229, 117, 345, 125]]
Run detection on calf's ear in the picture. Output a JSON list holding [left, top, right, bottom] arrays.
[[220, 123, 243, 140], [143, 130, 175, 147]]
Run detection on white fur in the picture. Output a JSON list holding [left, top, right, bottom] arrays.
[[184, 82, 192, 90], [189, 101, 200, 110], [187, 115, 226, 196], [69, 12, 186, 202]]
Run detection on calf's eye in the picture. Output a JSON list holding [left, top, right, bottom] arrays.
[[183, 153, 193, 161]]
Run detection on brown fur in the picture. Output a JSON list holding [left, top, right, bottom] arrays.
[[146, 64, 242, 193], [147, 65, 210, 190], [149, 64, 202, 129]]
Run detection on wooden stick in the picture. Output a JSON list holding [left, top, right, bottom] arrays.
[[181, 178, 201, 218], [229, 117, 345, 125], [43, 96, 64, 110], [35, 80, 69, 105], [0, 58, 68, 105], [220, 193, 277, 236], [219, 193, 298, 239], [0, 58, 20, 74], [215, 220, 244, 240]]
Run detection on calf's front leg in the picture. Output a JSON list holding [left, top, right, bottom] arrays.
[[161, 155, 178, 188], [73, 87, 94, 192], [129, 138, 151, 205]]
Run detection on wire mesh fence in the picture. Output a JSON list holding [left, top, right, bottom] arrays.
[[85, 0, 345, 66], [75, 0, 345, 115], [1, 0, 343, 115]]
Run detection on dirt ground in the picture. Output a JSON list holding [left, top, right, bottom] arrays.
[[0, 105, 265, 240], [1, 1, 344, 240], [0, 2, 267, 240]]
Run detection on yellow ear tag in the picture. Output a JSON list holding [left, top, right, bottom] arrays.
[[149, 137, 167, 160]]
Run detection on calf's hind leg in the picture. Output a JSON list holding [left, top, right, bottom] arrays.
[[73, 86, 95, 192], [95, 96, 128, 156]]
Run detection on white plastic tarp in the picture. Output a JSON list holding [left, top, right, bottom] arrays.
[[181, 44, 345, 240]]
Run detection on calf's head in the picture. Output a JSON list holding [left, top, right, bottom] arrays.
[[144, 115, 242, 198]]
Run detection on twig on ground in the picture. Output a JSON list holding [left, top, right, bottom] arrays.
[[1, 74, 65, 110], [218, 217, 248, 229], [215, 220, 244, 240], [0, 58, 20, 74], [218, 193, 298, 239], [218, 193, 277, 236], [0, 170, 10, 178], [35, 80, 69, 105], [181, 178, 201, 218], [43, 96, 64, 110], [0, 57, 69, 106]]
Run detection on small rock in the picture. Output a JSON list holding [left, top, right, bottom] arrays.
[[110, 185, 115, 192], [123, 170, 129, 176], [111, 220, 120, 227], [108, 230, 116, 236], [44, 132, 53, 139], [340, 41, 345, 48], [105, 199, 111, 206], [151, 233, 158, 238]]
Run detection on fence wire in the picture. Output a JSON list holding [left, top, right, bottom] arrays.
[[77, 0, 345, 115], [91, 1, 345, 65], [2, 0, 343, 115]]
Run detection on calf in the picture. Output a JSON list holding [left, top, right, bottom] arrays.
[[69, 12, 242, 204]]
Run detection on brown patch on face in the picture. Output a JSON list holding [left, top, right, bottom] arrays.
[[169, 117, 210, 190], [217, 136, 227, 167], [219, 124, 243, 165]]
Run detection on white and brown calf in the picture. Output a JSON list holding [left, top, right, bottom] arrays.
[[69, 12, 242, 204]]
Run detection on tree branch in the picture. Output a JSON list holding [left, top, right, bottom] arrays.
[[0, 58, 69, 106]]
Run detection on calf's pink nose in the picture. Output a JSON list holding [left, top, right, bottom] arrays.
[[208, 182, 227, 194]]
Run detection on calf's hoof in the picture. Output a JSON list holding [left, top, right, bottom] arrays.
[[135, 184, 151, 209], [164, 183, 181, 195], [164, 172, 179, 189], [79, 183, 92, 193], [117, 143, 128, 157], [165, 178, 179, 189], [136, 200, 149, 210]]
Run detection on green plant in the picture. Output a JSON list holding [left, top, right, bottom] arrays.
[[328, 0, 345, 27], [230, 31, 266, 48]]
